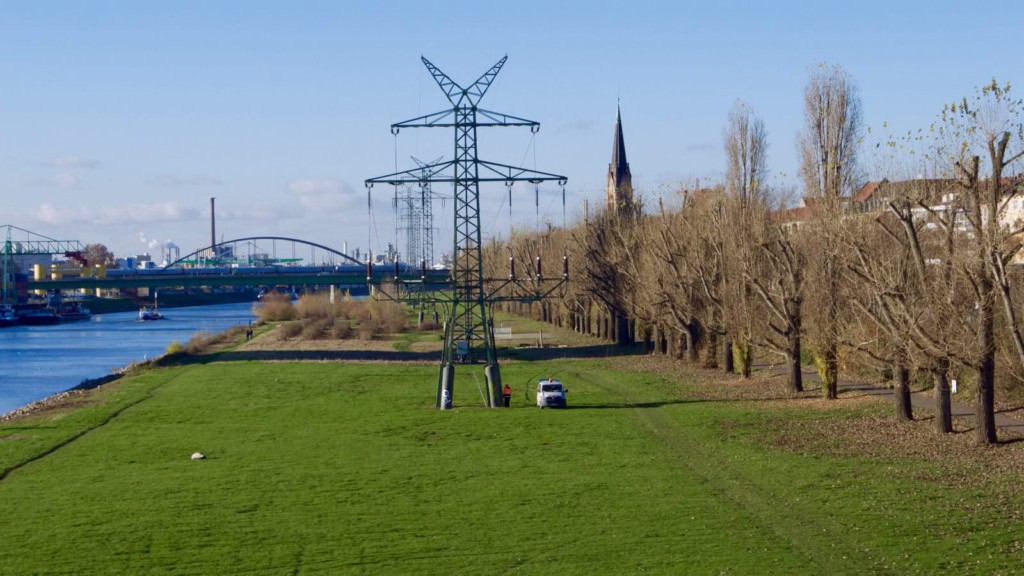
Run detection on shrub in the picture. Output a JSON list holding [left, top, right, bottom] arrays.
[[332, 320, 354, 339], [349, 302, 372, 323], [256, 292, 297, 322], [301, 318, 333, 340], [277, 322, 303, 340], [337, 300, 362, 320], [165, 341, 185, 355], [369, 301, 408, 333], [296, 293, 336, 320], [357, 317, 384, 340]]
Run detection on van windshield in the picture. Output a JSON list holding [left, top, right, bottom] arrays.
[[541, 384, 562, 392]]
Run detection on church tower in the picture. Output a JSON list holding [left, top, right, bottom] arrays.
[[606, 104, 634, 215]]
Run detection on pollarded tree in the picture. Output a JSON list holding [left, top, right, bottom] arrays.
[[842, 176, 963, 426], [798, 62, 863, 399], [933, 80, 1024, 444], [646, 197, 709, 362], [678, 188, 727, 369], [745, 201, 806, 393], [571, 208, 637, 346]]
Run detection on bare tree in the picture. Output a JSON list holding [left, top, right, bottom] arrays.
[[726, 100, 769, 204], [798, 63, 862, 399], [723, 100, 770, 375], [571, 210, 637, 346], [646, 198, 709, 362], [843, 178, 955, 426], [934, 80, 1024, 444], [799, 63, 862, 200], [745, 208, 806, 393]]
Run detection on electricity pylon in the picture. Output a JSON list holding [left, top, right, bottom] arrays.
[[394, 155, 442, 267], [366, 56, 566, 409]]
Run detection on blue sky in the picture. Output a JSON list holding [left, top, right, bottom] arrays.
[[2, 1, 1022, 261]]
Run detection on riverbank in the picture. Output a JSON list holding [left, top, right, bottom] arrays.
[[0, 373, 123, 422]]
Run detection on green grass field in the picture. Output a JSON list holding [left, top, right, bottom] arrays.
[[1, 358, 1022, 575]]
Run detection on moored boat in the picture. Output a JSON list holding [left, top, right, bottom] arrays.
[[56, 301, 91, 323], [138, 306, 165, 321], [17, 306, 60, 325]]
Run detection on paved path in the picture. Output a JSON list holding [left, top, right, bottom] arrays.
[[822, 368, 1024, 433]]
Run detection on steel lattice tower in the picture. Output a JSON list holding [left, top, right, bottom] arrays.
[[366, 56, 566, 408], [394, 156, 440, 266]]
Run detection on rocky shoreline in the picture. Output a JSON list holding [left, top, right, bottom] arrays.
[[0, 373, 125, 422]]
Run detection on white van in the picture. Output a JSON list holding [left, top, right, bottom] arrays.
[[536, 378, 567, 408]]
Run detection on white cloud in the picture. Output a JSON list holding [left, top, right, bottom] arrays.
[[49, 156, 99, 169], [288, 178, 361, 214], [218, 203, 301, 221], [33, 202, 200, 225]]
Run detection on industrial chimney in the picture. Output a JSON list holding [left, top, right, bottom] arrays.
[[210, 197, 216, 256]]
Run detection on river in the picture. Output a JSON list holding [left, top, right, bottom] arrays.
[[0, 302, 256, 415]]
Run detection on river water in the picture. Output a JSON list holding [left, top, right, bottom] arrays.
[[0, 302, 256, 415]]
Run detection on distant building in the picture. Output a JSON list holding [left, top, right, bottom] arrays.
[[853, 177, 1024, 233], [606, 104, 634, 215]]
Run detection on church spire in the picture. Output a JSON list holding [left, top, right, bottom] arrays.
[[607, 102, 633, 215]]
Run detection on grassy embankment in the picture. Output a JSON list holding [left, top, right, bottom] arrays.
[[2, 347, 1024, 574]]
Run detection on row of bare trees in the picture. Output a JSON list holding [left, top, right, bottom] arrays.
[[487, 69, 1024, 445]]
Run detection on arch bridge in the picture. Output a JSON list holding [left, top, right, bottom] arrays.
[[27, 236, 450, 291], [167, 236, 362, 268]]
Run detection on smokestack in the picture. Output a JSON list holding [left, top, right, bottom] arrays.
[[210, 197, 216, 254]]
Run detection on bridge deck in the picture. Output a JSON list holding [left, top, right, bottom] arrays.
[[28, 270, 452, 290]]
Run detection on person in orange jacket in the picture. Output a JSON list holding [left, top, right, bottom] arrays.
[[502, 383, 512, 407]]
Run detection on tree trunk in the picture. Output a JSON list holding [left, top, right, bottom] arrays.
[[786, 349, 803, 393], [823, 345, 839, 400], [934, 366, 952, 434], [616, 313, 631, 347], [723, 337, 735, 373], [685, 323, 700, 363], [703, 330, 719, 369], [786, 306, 803, 393], [738, 339, 753, 378], [894, 364, 913, 422], [976, 293, 998, 444]]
